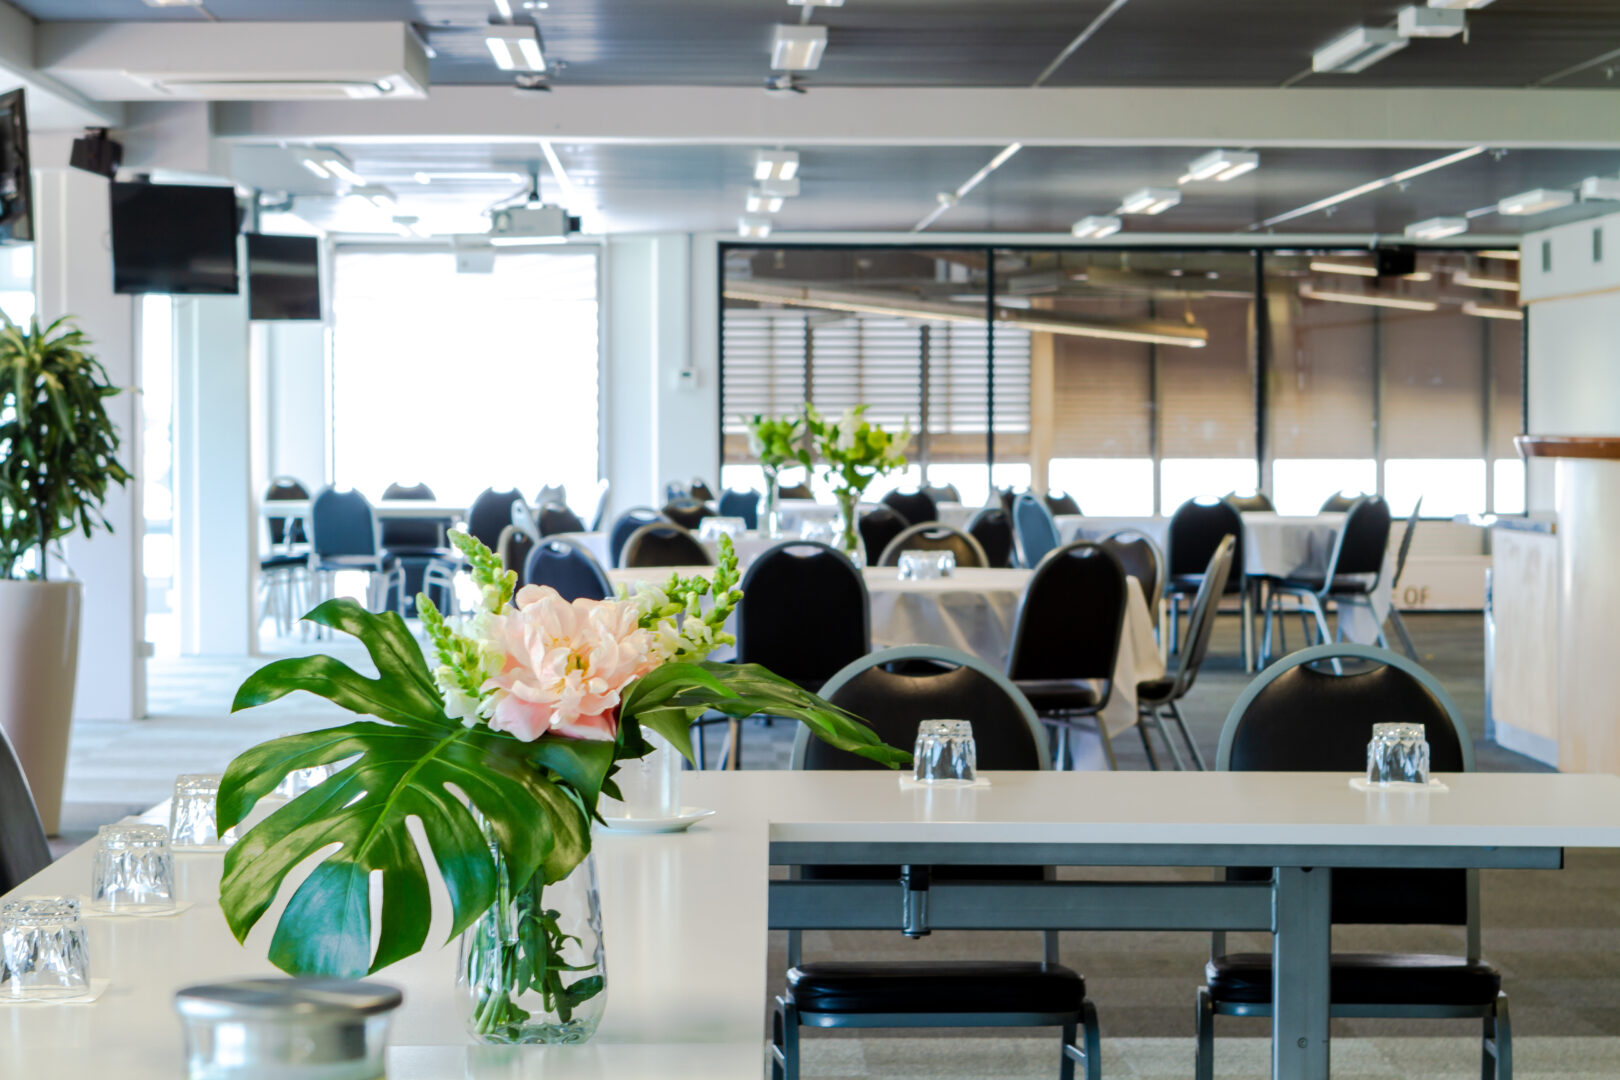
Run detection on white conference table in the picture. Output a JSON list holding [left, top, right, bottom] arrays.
[[9, 770, 1620, 1080], [778, 499, 979, 534], [260, 499, 468, 523], [606, 565, 1164, 742]]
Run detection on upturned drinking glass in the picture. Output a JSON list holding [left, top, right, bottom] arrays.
[[175, 977, 402, 1080], [698, 516, 746, 542], [603, 732, 682, 820], [272, 762, 336, 800], [1, 897, 90, 1000], [169, 774, 237, 848], [913, 720, 977, 784], [1366, 722, 1431, 785], [89, 823, 175, 914], [898, 550, 956, 581]]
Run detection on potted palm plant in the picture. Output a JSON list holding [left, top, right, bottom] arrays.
[[0, 314, 131, 834]]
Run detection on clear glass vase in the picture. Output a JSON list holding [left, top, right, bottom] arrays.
[[763, 469, 782, 538], [834, 488, 865, 568], [458, 833, 606, 1045]]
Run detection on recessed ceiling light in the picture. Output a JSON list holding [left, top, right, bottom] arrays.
[[746, 190, 785, 213], [1455, 271, 1520, 291], [738, 216, 773, 239], [486, 26, 546, 72], [771, 24, 828, 71], [1301, 286, 1439, 312], [1117, 187, 1180, 215], [1071, 216, 1122, 239], [1462, 300, 1522, 321], [1497, 188, 1575, 216], [1579, 176, 1620, 201], [1405, 216, 1468, 240], [1427, 0, 1495, 8], [1397, 6, 1466, 37], [755, 150, 799, 182], [757, 177, 800, 198], [1313, 27, 1409, 73], [1180, 149, 1260, 184], [1309, 260, 1433, 282]]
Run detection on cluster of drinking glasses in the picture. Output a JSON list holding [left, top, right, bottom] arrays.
[[897, 549, 956, 581]]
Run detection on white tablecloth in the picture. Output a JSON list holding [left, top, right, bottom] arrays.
[[606, 565, 1163, 739], [778, 499, 978, 534], [556, 530, 781, 571]]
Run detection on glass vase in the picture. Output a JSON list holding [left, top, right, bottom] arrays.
[[834, 489, 865, 568], [763, 469, 782, 538], [458, 831, 606, 1045]]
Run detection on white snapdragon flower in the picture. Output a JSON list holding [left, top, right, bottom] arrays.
[[747, 429, 766, 456], [835, 408, 859, 452], [650, 616, 683, 662]]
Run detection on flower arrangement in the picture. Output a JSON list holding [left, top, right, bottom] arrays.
[[808, 404, 910, 563], [746, 411, 811, 536], [216, 531, 906, 1018]]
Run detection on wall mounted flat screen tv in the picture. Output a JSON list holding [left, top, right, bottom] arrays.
[[110, 181, 240, 295], [0, 88, 32, 245], [246, 233, 322, 320]]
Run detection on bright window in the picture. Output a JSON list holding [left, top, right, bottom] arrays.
[[1160, 458, 1258, 517], [1048, 458, 1154, 517], [1272, 459, 1378, 517], [0, 245, 32, 324], [332, 250, 599, 508], [1384, 459, 1486, 518], [1493, 459, 1526, 515], [140, 295, 178, 656]]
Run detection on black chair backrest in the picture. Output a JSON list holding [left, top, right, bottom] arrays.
[[1224, 491, 1274, 513], [586, 481, 611, 532], [717, 489, 760, 530], [496, 524, 535, 576], [608, 507, 663, 567], [537, 504, 587, 537], [467, 488, 525, 554], [688, 480, 715, 502], [1007, 540, 1128, 683], [1012, 492, 1061, 568], [310, 487, 376, 558], [622, 522, 711, 568], [857, 505, 909, 566], [379, 481, 442, 550], [801, 646, 1048, 772], [265, 477, 310, 547], [881, 489, 937, 526], [967, 506, 1015, 568], [662, 499, 715, 530], [996, 487, 1016, 516], [1166, 497, 1244, 592], [523, 537, 613, 601], [1325, 495, 1392, 580], [1044, 491, 1081, 517], [0, 725, 51, 894], [536, 483, 567, 509], [1319, 490, 1364, 513], [1219, 645, 1472, 926], [1100, 529, 1164, 610], [778, 481, 814, 501], [1169, 535, 1235, 699], [738, 542, 869, 691], [921, 483, 961, 504], [1392, 496, 1422, 589], [878, 523, 988, 568]]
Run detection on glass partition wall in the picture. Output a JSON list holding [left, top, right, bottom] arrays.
[[719, 244, 1524, 518]]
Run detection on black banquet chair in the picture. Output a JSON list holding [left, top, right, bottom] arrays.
[[1319, 490, 1365, 513], [0, 724, 52, 890], [1099, 529, 1165, 612], [522, 536, 613, 602], [661, 498, 715, 531], [379, 482, 457, 617], [776, 645, 1098, 1080], [621, 522, 711, 569], [1266, 495, 1392, 656], [1007, 540, 1129, 769], [1135, 536, 1233, 771], [537, 503, 587, 537], [466, 488, 526, 554], [309, 486, 392, 613], [1012, 492, 1062, 569], [1198, 643, 1508, 1080], [1223, 491, 1274, 513], [857, 504, 909, 566], [717, 489, 760, 530], [1164, 497, 1245, 659], [968, 506, 1016, 568], [260, 477, 311, 635], [877, 523, 988, 568], [608, 507, 663, 568], [880, 488, 938, 526], [1044, 491, 1082, 517], [921, 482, 961, 504], [777, 479, 815, 501]]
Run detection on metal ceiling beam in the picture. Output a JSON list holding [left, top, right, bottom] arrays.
[[214, 85, 1620, 149]]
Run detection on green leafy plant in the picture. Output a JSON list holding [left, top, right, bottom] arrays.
[[808, 404, 910, 558], [0, 315, 131, 580], [746, 411, 811, 479]]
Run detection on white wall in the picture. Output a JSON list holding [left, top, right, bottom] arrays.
[[261, 320, 329, 492]]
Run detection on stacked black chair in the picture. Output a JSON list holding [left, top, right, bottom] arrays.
[[1163, 498, 1244, 655], [857, 504, 909, 566], [1012, 492, 1062, 569], [877, 523, 989, 568], [1319, 490, 1365, 513], [1223, 491, 1275, 513], [466, 488, 526, 554], [880, 488, 938, 526], [379, 482, 457, 616], [776, 645, 1099, 1080], [1266, 495, 1392, 656], [621, 522, 711, 569], [1135, 536, 1233, 770], [608, 507, 663, 567], [717, 489, 761, 529], [1044, 491, 1082, 517], [1007, 541, 1129, 769], [967, 506, 1016, 568], [0, 725, 51, 890], [1099, 529, 1165, 612], [1198, 644, 1508, 1080], [662, 499, 716, 531], [522, 537, 613, 602], [537, 503, 587, 537], [264, 476, 310, 548]]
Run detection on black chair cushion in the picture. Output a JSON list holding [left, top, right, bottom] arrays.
[[788, 961, 1085, 1015], [1015, 678, 1104, 713], [260, 552, 307, 571], [1135, 675, 1175, 703], [1205, 953, 1501, 1007]]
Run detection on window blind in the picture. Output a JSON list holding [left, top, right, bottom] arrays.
[[1382, 309, 1486, 459], [1159, 298, 1256, 458], [1268, 288, 1377, 458], [1049, 296, 1154, 458]]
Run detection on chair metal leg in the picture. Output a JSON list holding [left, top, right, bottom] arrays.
[[1148, 705, 1185, 770], [1168, 594, 1182, 654], [1195, 986, 1215, 1080], [1082, 999, 1101, 1080], [771, 995, 799, 1080], [1168, 701, 1207, 771], [1097, 721, 1118, 771], [1136, 710, 1163, 771], [1241, 581, 1256, 673], [1057, 724, 1071, 771], [1059, 1020, 1078, 1080], [1489, 991, 1512, 1080], [726, 717, 742, 770], [1388, 606, 1419, 661], [694, 722, 707, 770]]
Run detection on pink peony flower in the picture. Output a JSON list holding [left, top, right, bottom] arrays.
[[481, 585, 663, 742]]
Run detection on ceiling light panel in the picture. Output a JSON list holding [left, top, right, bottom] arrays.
[[757, 177, 800, 198], [1580, 177, 1620, 202], [1313, 27, 1409, 73], [1309, 261, 1432, 282], [771, 24, 828, 71], [1180, 149, 1260, 184], [142, 0, 205, 6], [1455, 272, 1520, 291], [1462, 300, 1522, 320], [1071, 216, 1121, 240], [1498, 188, 1575, 216], [1397, 6, 1466, 37], [1118, 187, 1181, 215], [486, 26, 546, 72], [1427, 0, 1495, 8], [746, 190, 785, 213], [755, 151, 799, 182], [787, 0, 845, 5], [1301, 286, 1439, 312], [1405, 216, 1468, 240], [738, 216, 773, 239]]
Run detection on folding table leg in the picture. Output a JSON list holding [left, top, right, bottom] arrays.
[[1272, 865, 1331, 1080]]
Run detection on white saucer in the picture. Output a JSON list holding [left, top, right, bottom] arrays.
[[599, 808, 716, 834], [1349, 777, 1449, 794]]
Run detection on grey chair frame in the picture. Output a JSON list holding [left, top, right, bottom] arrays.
[[1264, 496, 1392, 657], [778, 646, 1096, 1080], [1385, 496, 1423, 661], [521, 535, 614, 598], [1137, 536, 1233, 772], [1198, 644, 1506, 1080], [876, 522, 990, 569], [620, 521, 712, 569]]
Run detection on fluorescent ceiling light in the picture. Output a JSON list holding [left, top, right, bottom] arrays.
[[1580, 176, 1620, 201], [738, 216, 773, 239], [1071, 215, 1122, 239], [755, 151, 799, 182], [771, 24, 827, 71], [486, 26, 546, 72], [1180, 149, 1259, 184], [746, 190, 785, 213], [411, 171, 529, 184], [1478, 249, 1520, 260], [1405, 216, 1468, 240], [1301, 286, 1439, 312], [1313, 27, 1409, 73], [1309, 260, 1432, 282], [757, 177, 800, 198], [1455, 271, 1520, 291], [297, 148, 365, 187], [1462, 300, 1522, 320], [492, 0, 513, 15], [1117, 187, 1181, 215], [351, 185, 397, 211], [1427, 0, 1495, 8], [956, 142, 1022, 201], [1498, 188, 1575, 216], [1398, 6, 1466, 37], [488, 235, 567, 246], [788, 0, 844, 5], [141, 0, 205, 6]]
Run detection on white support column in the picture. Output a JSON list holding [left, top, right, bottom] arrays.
[[31, 166, 144, 723]]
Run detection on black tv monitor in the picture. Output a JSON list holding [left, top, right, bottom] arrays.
[[110, 181, 240, 295], [0, 89, 31, 245], [246, 233, 322, 320]]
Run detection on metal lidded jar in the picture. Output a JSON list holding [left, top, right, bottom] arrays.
[[174, 977, 403, 1080]]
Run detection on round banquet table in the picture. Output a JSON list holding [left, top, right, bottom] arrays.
[[606, 565, 1163, 741]]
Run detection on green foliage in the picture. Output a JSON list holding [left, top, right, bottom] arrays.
[[807, 403, 909, 499], [746, 411, 812, 476], [0, 315, 132, 580], [451, 528, 516, 610]]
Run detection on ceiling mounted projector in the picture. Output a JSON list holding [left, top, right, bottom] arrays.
[[487, 204, 579, 245]]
